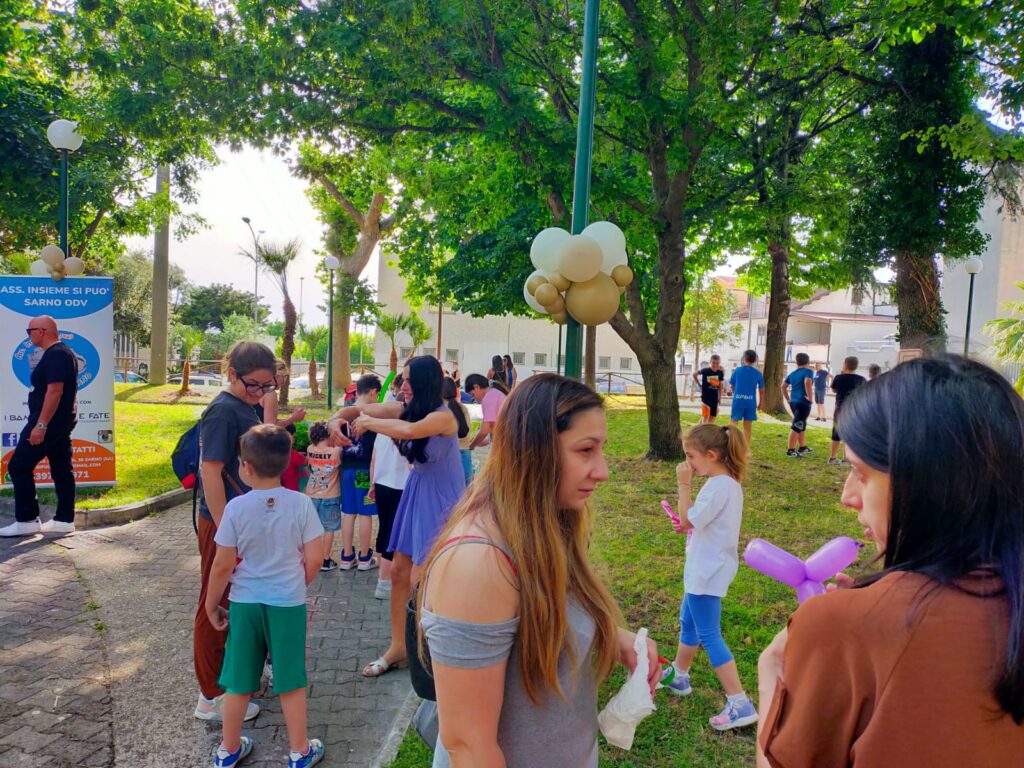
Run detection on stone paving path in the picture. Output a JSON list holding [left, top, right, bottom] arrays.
[[0, 503, 414, 768]]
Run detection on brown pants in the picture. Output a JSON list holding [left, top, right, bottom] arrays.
[[194, 515, 229, 699]]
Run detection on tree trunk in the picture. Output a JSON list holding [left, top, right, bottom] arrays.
[[640, 356, 681, 460], [279, 294, 297, 407], [308, 357, 320, 399], [761, 216, 793, 415], [333, 311, 352, 390], [389, 341, 398, 372], [894, 250, 946, 353], [179, 359, 191, 396], [584, 325, 597, 390]]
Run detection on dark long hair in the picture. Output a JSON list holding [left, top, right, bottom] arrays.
[[441, 377, 470, 439], [398, 356, 445, 464], [841, 356, 1024, 723]]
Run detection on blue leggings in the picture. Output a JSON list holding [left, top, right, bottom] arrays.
[[679, 593, 734, 668]]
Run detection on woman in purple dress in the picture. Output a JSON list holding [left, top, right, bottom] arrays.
[[342, 356, 467, 677]]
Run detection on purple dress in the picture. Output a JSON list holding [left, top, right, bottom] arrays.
[[388, 407, 467, 565]]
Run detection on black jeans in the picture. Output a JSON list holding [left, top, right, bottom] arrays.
[[8, 423, 76, 523]]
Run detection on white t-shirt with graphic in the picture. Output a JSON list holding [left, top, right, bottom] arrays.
[[215, 488, 324, 607]]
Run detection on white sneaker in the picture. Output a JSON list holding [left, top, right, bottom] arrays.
[[41, 520, 75, 535], [0, 519, 41, 537], [374, 579, 392, 600], [194, 693, 260, 722]]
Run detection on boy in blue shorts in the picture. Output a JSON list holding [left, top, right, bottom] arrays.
[[206, 424, 325, 768], [728, 350, 765, 453], [782, 352, 815, 458], [339, 374, 381, 571]]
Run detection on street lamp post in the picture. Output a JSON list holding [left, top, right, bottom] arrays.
[[46, 119, 84, 255], [241, 217, 264, 323], [963, 256, 983, 357], [325, 256, 341, 409], [299, 276, 305, 320]]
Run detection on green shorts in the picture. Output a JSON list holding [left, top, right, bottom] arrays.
[[218, 602, 308, 694]]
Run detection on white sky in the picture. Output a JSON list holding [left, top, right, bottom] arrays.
[[128, 145, 379, 329]]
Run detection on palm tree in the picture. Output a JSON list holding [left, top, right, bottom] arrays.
[[297, 323, 329, 399], [404, 314, 432, 362], [377, 312, 411, 372], [985, 281, 1024, 392], [173, 325, 204, 395], [246, 238, 301, 406]]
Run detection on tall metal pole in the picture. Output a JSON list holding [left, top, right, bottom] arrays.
[[150, 165, 171, 385], [963, 273, 976, 357], [299, 277, 304, 320], [327, 270, 335, 409], [58, 149, 69, 255], [564, 0, 601, 381]]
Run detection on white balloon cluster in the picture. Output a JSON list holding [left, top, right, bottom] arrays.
[[523, 221, 634, 325], [29, 245, 85, 282]]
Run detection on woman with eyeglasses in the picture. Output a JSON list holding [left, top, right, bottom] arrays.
[[193, 341, 278, 723]]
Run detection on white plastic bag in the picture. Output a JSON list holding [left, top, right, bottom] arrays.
[[597, 627, 657, 750]]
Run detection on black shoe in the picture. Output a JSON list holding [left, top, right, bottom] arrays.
[[786, 449, 802, 458], [798, 446, 813, 454], [320, 558, 339, 572]]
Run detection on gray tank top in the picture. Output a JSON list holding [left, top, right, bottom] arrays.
[[421, 538, 599, 768]]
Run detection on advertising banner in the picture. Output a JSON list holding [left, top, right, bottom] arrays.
[[0, 276, 116, 488]]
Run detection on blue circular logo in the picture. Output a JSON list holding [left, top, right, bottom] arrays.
[[12, 331, 100, 391]]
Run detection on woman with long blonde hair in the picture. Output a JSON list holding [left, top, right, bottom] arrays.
[[419, 374, 659, 767]]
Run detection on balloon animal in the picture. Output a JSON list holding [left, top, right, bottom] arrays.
[[744, 537, 862, 603]]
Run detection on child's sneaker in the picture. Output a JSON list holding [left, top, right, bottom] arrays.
[[709, 697, 758, 731], [357, 549, 379, 571], [320, 558, 338, 572], [214, 736, 253, 767], [798, 446, 813, 454], [339, 550, 356, 571], [195, 693, 260, 722], [374, 579, 392, 600], [658, 663, 692, 696], [827, 457, 843, 465], [786, 449, 802, 458], [288, 739, 324, 768]]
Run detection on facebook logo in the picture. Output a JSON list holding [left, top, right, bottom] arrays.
[[2, 433, 18, 449]]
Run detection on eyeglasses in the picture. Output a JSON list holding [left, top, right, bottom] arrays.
[[240, 376, 278, 395], [25, 328, 43, 334]]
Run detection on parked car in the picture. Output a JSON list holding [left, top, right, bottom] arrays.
[[290, 375, 325, 390], [167, 374, 223, 387], [114, 371, 147, 383]]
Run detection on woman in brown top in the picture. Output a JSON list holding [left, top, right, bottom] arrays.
[[757, 356, 1024, 768]]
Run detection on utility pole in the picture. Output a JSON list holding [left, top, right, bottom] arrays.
[[150, 165, 171, 385], [564, 0, 600, 380]]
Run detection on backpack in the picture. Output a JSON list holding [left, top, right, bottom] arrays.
[[170, 421, 202, 534]]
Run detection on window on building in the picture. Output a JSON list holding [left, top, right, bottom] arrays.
[[756, 326, 765, 346], [534, 352, 548, 367], [558, 354, 565, 369], [399, 347, 414, 360], [620, 357, 632, 370], [445, 348, 459, 363], [598, 356, 611, 369], [512, 352, 525, 365]]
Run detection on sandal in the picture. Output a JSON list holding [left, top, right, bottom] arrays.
[[362, 655, 408, 678], [357, 549, 379, 571]]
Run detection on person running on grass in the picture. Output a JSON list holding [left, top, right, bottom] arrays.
[[827, 357, 866, 465], [694, 355, 726, 424], [728, 350, 765, 454], [782, 353, 815, 458]]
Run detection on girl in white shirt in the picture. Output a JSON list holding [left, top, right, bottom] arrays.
[[662, 424, 757, 731]]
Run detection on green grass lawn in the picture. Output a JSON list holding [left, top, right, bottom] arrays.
[[388, 401, 863, 767]]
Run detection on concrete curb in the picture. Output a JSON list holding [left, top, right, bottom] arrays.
[[1, 487, 192, 530], [371, 689, 422, 768]]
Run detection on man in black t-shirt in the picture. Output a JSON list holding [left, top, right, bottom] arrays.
[[1, 316, 79, 536], [693, 354, 726, 424], [828, 356, 867, 465]]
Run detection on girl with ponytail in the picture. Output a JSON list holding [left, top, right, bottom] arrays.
[[660, 423, 758, 731]]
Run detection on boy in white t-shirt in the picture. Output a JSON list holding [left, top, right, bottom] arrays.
[[205, 424, 325, 768]]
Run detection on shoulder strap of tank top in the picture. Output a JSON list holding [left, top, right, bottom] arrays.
[[422, 535, 519, 603]]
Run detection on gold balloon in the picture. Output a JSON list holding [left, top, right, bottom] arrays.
[[611, 264, 634, 287], [525, 271, 548, 295], [551, 311, 568, 325], [547, 295, 566, 314], [534, 282, 561, 307], [619, 285, 626, 295], [40, 244, 65, 267], [565, 272, 621, 325], [51, 271, 65, 282], [546, 271, 571, 292]]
